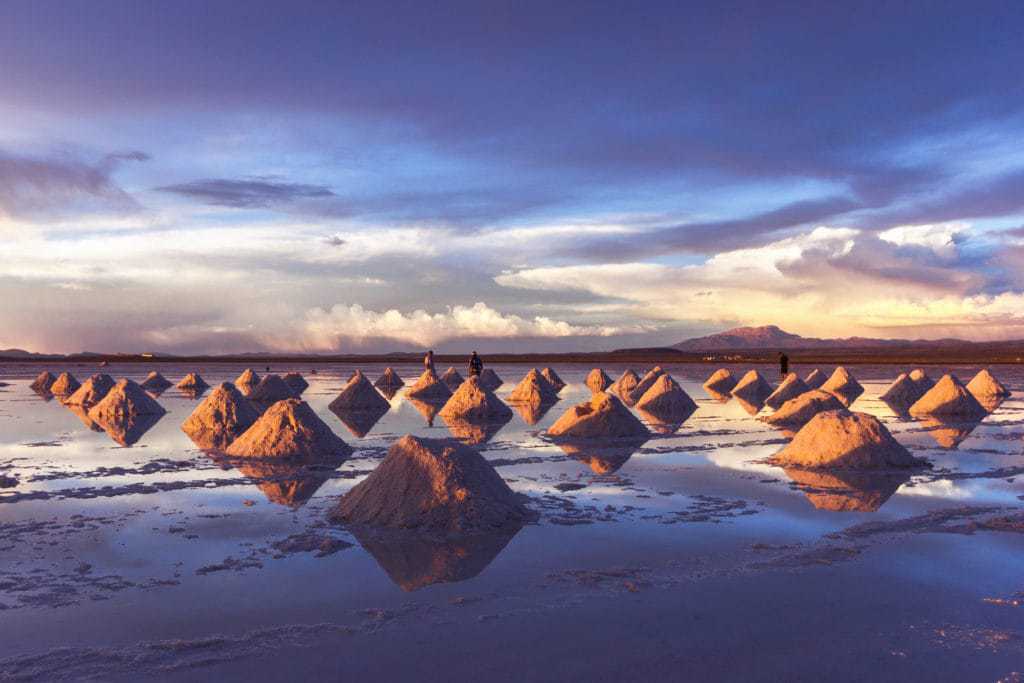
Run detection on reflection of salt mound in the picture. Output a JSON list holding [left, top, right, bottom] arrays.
[[407, 398, 441, 426], [283, 373, 309, 396], [225, 399, 350, 458], [508, 369, 559, 406], [351, 524, 520, 592], [67, 404, 103, 432], [248, 374, 297, 405], [442, 414, 512, 445], [703, 368, 737, 394], [760, 389, 844, 428], [374, 368, 404, 393], [328, 370, 389, 413], [628, 366, 664, 404], [222, 453, 346, 507], [820, 367, 863, 406], [557, 437, 646, 474], [730, 370, 772, 405], [65, 374, 116, 407], [635, 374, 697, 423], [541, 367, 566, 392], [917, 417, 981, 449], [439, 376, 513, 422], [30, 371, 56, 393], [773, 409, 926, 469], [585, 368, 611, 393], [140, 371, 172, 391], [512, 400, 556, 426], [440, 367, 464, 391], [405, 369, 453, 402], [50, 372, 81, 397], [547, 392, 648, 439], [966, 368, 1011, 401], [177, 373, 209, 391], [332, 404, 388, 438], [784, 468, 910, 512], [181, 382, 259, 450], [88, 379, 167, 446], [236, 368, 260, 387], [908, 374, 987, 419], [331, 435, 528, 533], [764, 373, 810, 410], [804, 369, 826, 389], [609, 369, 639, 401], [477, 368, 503, 392]]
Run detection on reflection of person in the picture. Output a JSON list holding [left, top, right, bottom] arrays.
[[468, 351, 483, 377], [424, 350, 435, 373], [779, 352, 789, 377]]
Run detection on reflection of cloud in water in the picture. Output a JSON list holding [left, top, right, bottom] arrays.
[[329, 403, 388, 438], [92, 411, 164, 446], [441, 414, 512, 445], [918, 417, 983, 449], [896, 478, 970, 500], [783, 468, 910, 512], [555, 436, 647, 474], [350, 524, 521, 592], [210, 452, 347, 508]]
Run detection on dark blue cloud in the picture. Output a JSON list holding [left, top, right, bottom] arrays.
[[156, 178, 335, 208]]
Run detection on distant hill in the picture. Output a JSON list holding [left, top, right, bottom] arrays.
[[672, 325, 983, 352]]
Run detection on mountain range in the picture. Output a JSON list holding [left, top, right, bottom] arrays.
[[671, 325, 1012, 351]]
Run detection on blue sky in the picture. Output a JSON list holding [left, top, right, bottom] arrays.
[[2, 1, 1024, 353]]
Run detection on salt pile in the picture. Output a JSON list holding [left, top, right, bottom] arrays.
[[330, 435, 529, 533], [477, 368, 503, 392], [140, 371, 172, 391], [438, 375, 513, 422], [65, 373, 116, 407], [225, 399, 350, 458], [730, 370, 773, 405], [540, 367, 566, 392], [328, 370, 390, 414], [507, 368, 559, 406], [441, 367, 465, 392], [635, 374, 697, 421], [609, 369, 640, 401], [405, 368, 453, 402], [283, 373, 308, 395], [909, 374, 987, 419], [703, 368, 737, 394], [820, 367, 864, 406], [248, 374, 297, 404], [909, 368, 934, 394], [235, 368, 261, 387], [181, 382, 259, 450], [87, 379, 166, 447], [760, 389, 845, 428], [764, 373, 810, 410], [804, 369, 826, 389], [966, 368, 1011, 400], [177, 373, 209, 391], [547, 392, 649, 439], [772, 409, 926, 470], [30, 371, 56, 393], [50, 372, 81, 397], [374, 368, 404, 392], [879, 373, 925, 408], [585, 368, 611, 393], [627, 366, 665, 404]]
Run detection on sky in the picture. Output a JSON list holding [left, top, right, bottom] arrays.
[[3, 1, 1024, 354]]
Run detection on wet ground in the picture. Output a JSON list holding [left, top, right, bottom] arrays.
[[0, 361, 1022, 682]]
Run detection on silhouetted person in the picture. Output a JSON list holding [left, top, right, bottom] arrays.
[[779, 352, 789, 377], [424, 350, 435, 373], [265, 366, 270, 372], [468, 351, 483, 377]]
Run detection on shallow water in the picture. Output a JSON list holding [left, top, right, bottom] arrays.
[[1, 361, 1023, 681]]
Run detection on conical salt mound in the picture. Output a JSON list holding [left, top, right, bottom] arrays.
[[772, 409, 927, 470], [88, 379, 166, 426], [374, 367, 404, 392], [635, 374, 697, 421], [50, 372, 80, 397], [909, 368, 934, 393], [730, 370, 773, 405], [181, 382, 260, 450], [909, 374, 987, 419], [249, 374, 297, 404], [477, 368, 503, 392], [628, 366, 665, 404], [585, 368, 611, 393], [283, 372, 308, 395], [760, 390, 845, 428], [439, 375, 513, 422], [30, 371, 56, 393], [764, 373, 811, 410], [703, 368, 737, 394], [140, 371, 172, 391], [508, 368, 559, 406], [330, 435, 529, 533], [235, 368, 261, 387], [804, 369, 826, 389], [966, 368, 1011, 400], [65, 374, 116, 407], [547, 392, 649, 439], [609, 369, 639, 401], [405, 368, 453, 402], [820, 367, 864, 406], [225, 399, 350, 458], [328, 370, 390, 413], [540, 367, 566, 392], [178, 373, 209, 391], [440, 367, 465, 391], [880, 373, 924, 408]]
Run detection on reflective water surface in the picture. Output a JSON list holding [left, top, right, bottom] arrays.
[[1, 361, 1023, 681]]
